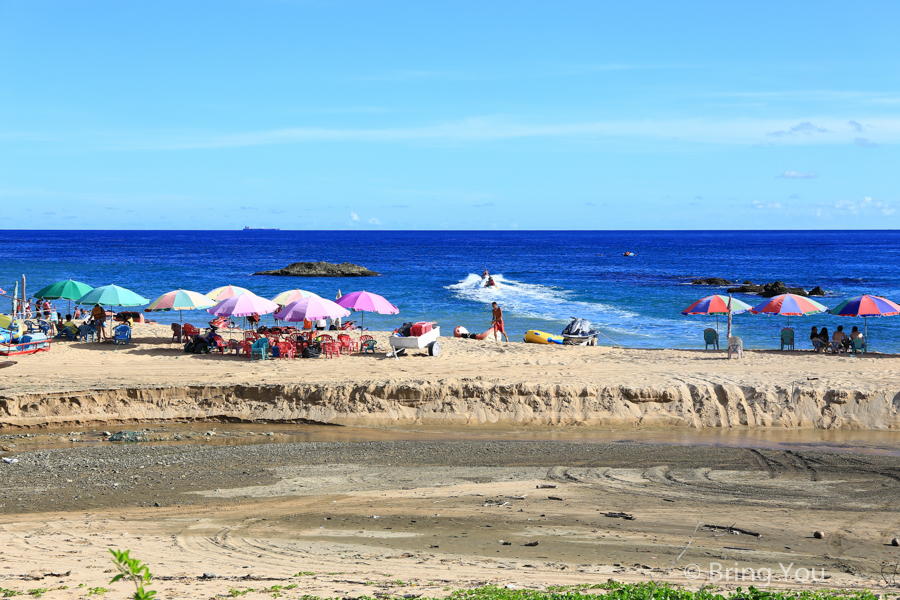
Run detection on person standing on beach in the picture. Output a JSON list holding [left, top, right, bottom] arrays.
[[90, 304, 107, 341], [491, 301, 509, 342]]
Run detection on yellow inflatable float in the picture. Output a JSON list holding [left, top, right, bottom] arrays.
[[524, 329, 563, 345]]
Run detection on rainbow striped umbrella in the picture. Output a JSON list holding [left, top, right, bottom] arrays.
[[271, 289, 319, 306], [682, 294, 752, 335], [750, 293, 827, 326], [207, 285, 252, 302], [145, 289, 216, 326], [829, 294, 900, 346]]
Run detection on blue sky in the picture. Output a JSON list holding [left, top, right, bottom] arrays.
[[1, 1, 898, 230]]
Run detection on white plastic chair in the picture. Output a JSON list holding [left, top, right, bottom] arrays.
[[727, 336, 743, 359]]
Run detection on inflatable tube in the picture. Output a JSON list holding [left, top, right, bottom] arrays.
[[454, 325, 498, 340], [524, 329, 563, 345]]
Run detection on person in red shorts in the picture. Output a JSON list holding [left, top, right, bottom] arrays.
[[491, 302, 509, 342]]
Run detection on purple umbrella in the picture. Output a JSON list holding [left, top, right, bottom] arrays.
[[335, 290, 399, 330], [274, 296, 350, 322], [208, 293, 279, 318]]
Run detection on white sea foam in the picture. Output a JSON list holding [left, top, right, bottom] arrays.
[[445, 273, 701, 345], [447, 273, 633, 323]]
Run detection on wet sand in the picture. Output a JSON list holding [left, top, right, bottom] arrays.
[[1, 437, 900, 597]]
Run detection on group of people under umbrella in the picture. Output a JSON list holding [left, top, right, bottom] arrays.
[[18, 279, 398, 340], [683, 291, 900, 350]]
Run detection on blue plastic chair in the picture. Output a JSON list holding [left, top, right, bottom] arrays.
[[113, 324, 131, 348], [361, 339, 377, 355], [703, 328, 719, 350], [780, 328, 794, 350], [250, 338, 269, 361], [850, 337, 866, 354], [79, 323, 96, 342], [812, 338, 825, 353]]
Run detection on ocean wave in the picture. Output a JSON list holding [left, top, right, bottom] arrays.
[[445, 273, 636, 322]]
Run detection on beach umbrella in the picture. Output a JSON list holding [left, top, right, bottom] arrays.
[[33, 279, 94, 315], [335, 290, 398, 330], [77, 285, 149, 307], [271, 289, 319, 305], [274, 296, 350, 323], [207, 285, 252, 302], [750, 293, 827, 326], [829, 294, 900, 347], [208, 292, 279, 318], [77, 285, 150, 340], [145, 289, 217, 327], [682, 294, 752, 335]]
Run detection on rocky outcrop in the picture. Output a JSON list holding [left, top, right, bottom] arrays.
[[1, 379, 899, 430], [809, 286, 826, 296], [253, 261, 380, 277], [726, 281, 809, 297], [691, 277, 733, 285]]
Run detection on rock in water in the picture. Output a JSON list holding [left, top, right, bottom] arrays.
[[809, 286, 826, 296], [252, 261, 380, 277], [691, 277, 733, 285]]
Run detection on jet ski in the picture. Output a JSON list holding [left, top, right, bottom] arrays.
[[484, 277, 497, 288], [561, 317, 599, 346]]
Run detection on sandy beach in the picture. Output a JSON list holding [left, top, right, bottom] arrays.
[[1, 324, 900, 597], [2, 323, 900, 430]]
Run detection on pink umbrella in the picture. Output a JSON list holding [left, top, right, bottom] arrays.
[[335, 290, 399, 330], [274, 296, 350, 322], [208, 293, 279, 318]]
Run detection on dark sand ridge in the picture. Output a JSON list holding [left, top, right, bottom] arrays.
[[1, 324, 900, 429]]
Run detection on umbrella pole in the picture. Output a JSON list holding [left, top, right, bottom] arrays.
[[715, 315, 719, 337]]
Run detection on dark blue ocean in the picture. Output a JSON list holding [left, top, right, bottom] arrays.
[[2, 230, 899, 352]]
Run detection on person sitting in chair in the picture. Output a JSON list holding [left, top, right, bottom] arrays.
[[63, 315, 78, 337], [833, 325, 849, 350]]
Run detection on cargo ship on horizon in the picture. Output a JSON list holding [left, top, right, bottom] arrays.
[[243, 226, 281, 231]]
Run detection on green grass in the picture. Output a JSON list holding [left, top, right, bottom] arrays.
[[447, 583, 881, 600], [86, 588, 108, 597], [0, 589, 22, 598]]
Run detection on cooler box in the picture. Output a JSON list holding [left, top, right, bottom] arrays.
[[410, 322, 433, 337]]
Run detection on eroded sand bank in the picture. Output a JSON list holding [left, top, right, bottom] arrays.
[[2, 324, 900, 429]]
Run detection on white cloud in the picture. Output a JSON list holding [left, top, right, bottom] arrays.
[[848, 120, 864, 132], [820, 196, 894, 216], [767, 122, 828, 137], [40, 116, 900, 151], [854, 137, 878, 147], [778, 170, 817, 179], [751, 200, 783, 210], [350, 212, 359, 221], [368, 217, 381, 225]]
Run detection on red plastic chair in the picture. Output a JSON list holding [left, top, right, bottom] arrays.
[[323, 341, 340, 358], [276, 341, 295, 359], [338, 334, 358, 354], [358, 335, 374, 353], [209, 335, 227, 354], [244, 331, 259, 342], [183, 323, 200, 337]]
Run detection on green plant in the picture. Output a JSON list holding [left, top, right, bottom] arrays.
[[0, 589, 22, 598], [295, 572, 315, 577], [228, 589, 251, 597], [26, 590, 46, 598], [109, 548, 155, 600], [86, 588, 108, 597]]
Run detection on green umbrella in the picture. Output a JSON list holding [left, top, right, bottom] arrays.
[[77, 285, 150, 342], [34, 279, 94, 301], [33, 279, 94, 316], [77, 285, 149, 307]]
